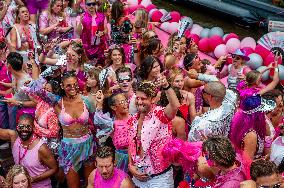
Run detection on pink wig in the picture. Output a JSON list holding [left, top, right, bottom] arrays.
[[162, 138, 202, 175]]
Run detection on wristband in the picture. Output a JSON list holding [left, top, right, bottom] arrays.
[[18, 101, 24, 108], [162, 83, 171, 90]]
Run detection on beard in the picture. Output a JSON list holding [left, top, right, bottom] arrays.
[[17, 130, 33, 141]]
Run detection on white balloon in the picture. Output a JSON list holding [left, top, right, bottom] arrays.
[[257, 66, 270, 81], [246, 53, 263, 70], [127, 0, 138, 6], [200, 28, 210, 38], [209, 27, 224, 37], [140, 0, 152, 7]]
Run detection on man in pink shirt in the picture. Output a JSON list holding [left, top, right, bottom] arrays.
[[87, 146, 134, 188], [0, 113, 58, 188], [128, 76, 180, 188]]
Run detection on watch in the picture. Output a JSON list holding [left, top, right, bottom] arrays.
[[162, 83, 171, 90]]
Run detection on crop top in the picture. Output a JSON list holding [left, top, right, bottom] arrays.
[[58, 99, 89, 126]]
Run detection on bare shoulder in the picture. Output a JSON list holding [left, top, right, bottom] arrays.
[[120, 176, 134, 188], [87, 169, 96, 188]]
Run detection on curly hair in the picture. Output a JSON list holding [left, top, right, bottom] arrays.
[[136, 81, 157, 98], [250, 159, 278, 181], [5, 165, 32, 188], [96, 146, 115, 162], [202, 137, 236, 168], [168, 67, 185, 85]]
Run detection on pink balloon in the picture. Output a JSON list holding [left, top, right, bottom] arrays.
[[151, 10, 163, 22], [127, 5, 144, 14], [169, 11, 181, 23], [224, 33, 239, 43], [168, 22, 179, 34], [255, 44, 270, 60], [127, 0, 138, 6], [226, 38, 241, 53], [160, 22, 170, 33], [146, 4, 157, 12], [184, 29, 191, 38], [242, 47, 254, 56], [198, 38, 211, 53], [186, 33, 200, 44], [214, 44, 228, 58], [240, 37, 256, 50], [264, 53, 282, 66], [190, 24, 203, 36], [209, 35, 223, 51]]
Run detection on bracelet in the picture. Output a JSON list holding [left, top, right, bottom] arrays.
[[18, 101, 24, 108], [42, 50, 48, 56], [162, 83, 171, 90]]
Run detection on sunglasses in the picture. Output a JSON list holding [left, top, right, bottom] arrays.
[[17, 124, 32, 131], [65, 83, 78, 89], [118, 77, 131, 83], [232, 54, 242, 60], [86, 2, 97, 7], [258, 183, 281, 188]]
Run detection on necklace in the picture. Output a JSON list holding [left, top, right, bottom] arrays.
[[18, 135, 37, 163]]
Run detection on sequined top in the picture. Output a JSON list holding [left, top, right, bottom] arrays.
[[241, 129, 264, 159], [113, 118, 130, 150], [128, 106, 172, 175], [188, 89, 237, 142], [110, 17, 133, 44]]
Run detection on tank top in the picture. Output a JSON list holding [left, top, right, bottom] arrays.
[[227, 64, 244, 89], [12, 138, 52, 188], [94, 168, 127, 188]]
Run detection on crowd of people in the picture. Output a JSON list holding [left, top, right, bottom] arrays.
[[0, 0, 283, 188]]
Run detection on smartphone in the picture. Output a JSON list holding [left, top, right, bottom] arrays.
[[226, 56, 233, 64]]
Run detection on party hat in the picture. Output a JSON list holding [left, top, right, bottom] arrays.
[[160, 12, 172, 22]]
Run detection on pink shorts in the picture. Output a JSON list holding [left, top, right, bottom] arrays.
[[26, 0, 49, 14]]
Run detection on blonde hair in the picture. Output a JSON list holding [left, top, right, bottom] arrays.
[[5, 165, 32, 188], [135, 9, 148, 28], [48, 0, 64, 17], [168, 67, 184, 84], [167, 32, 179, 54]]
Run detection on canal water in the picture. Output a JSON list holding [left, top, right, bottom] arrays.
[[153, 0, 266, 40]]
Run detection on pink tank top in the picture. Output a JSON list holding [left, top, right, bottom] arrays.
[[113, 119, 130, 150], [94, 168, 127, 188], [12, 138, 52, 188]]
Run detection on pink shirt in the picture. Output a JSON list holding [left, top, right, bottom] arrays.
[[113, 118, 130, 150], [94, 168, 127, 188], [12, 138, 52, 188], [128, 106, 172, 175]]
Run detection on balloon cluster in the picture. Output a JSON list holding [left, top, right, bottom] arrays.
[[126, 0, 283, 82]]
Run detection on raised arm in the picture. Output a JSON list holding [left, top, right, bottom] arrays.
[[259, 56, 280, 95], [156, 74, 180, 120]]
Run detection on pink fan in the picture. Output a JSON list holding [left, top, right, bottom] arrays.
[[160, 12, 171, 22], [258, 31, 284, 64], [177, 18, 191, 39]]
